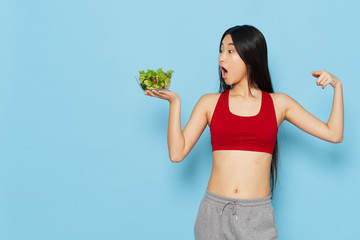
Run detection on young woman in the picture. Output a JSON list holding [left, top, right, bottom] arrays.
[[144, 25, 344, 240]]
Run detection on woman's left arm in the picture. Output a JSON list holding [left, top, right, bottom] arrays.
[[281, 70, 344, 143]]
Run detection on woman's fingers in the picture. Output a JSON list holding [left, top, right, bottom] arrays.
[[312, 70, 341, 89], [321, 79, 331, 89], [316, 74, 325, 86], [144, 90, 155, 96], [145, 90, 161, 97], [144, 90, 172, 101], [313, 70, 327, 88], [312, 70, 321, 75]]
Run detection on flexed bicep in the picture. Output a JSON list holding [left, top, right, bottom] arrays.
[[282, 93, 338, 143]]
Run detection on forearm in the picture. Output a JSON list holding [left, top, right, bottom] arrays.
[[326, 82, 344, 142], [167, 98, 185, 162]]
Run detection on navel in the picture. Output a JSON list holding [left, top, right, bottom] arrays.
[[234, 189, 238, 193]]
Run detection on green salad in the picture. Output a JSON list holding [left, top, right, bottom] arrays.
[[138, 68, 174, 90]]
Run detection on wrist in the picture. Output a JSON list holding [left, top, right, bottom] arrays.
[[169, 96, 180, 104], [334, 80, 342, 89]]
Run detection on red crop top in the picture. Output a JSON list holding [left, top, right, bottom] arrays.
[[210, 89, 278, 154]]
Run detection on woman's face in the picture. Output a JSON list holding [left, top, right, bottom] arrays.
[[218, 34, 248, 85]]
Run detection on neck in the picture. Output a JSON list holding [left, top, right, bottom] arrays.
[[230, 80, 259, 98]]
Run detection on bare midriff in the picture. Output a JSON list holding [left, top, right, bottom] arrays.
[[207, 150, 273, 199]]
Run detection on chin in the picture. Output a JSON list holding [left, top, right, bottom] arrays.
[[224, 79, 232, 85]]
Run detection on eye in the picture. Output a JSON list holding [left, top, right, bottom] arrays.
[[229, 50, 234, 53]]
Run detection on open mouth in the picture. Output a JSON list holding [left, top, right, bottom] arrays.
[[220, 66, 228, 79]]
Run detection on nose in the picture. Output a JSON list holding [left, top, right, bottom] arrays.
[[219, 52, 225, 63]]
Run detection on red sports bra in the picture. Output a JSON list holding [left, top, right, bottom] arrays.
[[210, 89, 278, 154]]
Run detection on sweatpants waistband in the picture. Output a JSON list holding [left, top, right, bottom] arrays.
[[204, 189, 272, 208]]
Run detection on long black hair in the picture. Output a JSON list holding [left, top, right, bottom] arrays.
[[218, 25, 279, 196]]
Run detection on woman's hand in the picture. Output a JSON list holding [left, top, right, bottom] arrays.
[[312, 70, 342, 89], [144, 89, 180, 103]]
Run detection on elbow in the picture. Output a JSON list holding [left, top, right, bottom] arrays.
[[170, 158, 183, 163], [169, 154, 184, 163], [334, 137, 343, 143], [170, 159, 182, 163], [330, 135, 343, 143]]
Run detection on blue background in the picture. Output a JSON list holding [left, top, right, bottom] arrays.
[[0, 0, 359, 239]]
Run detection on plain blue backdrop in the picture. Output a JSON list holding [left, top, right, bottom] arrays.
[[0, 0, 359, 239]]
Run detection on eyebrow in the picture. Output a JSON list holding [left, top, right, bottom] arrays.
[[221, 43, 234, 46]]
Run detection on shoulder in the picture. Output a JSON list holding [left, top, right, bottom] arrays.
[[269, 91, 287, 99], [197, 92, 222, 104], [268, 92, 297, 110], [195, 92, 222, 112], [269, 92, 294, 101]]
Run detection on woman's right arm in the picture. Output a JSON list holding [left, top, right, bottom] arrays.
[[145, 90, 208, 163], [167, 97, 184, 162]]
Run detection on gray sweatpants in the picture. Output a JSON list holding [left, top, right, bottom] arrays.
[[194, 189, 278, 240]]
